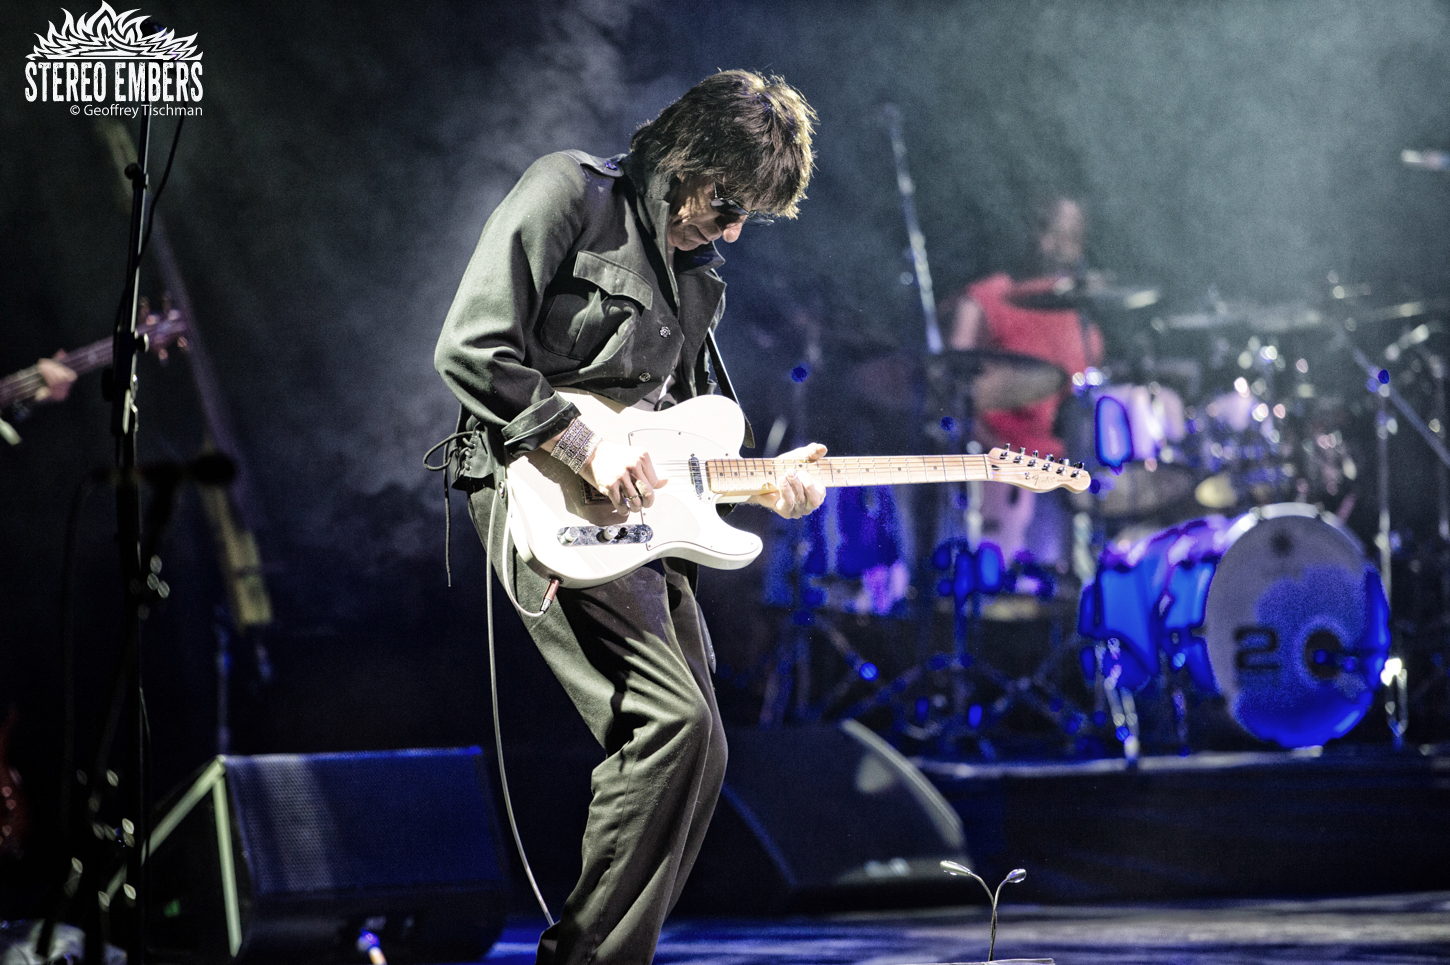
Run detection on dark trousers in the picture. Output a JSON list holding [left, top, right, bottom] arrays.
[[469, 486, 728, 965]]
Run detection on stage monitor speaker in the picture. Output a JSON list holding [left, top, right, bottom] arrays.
[[121, 747, 510, 964], [676, 720, 975, 915]]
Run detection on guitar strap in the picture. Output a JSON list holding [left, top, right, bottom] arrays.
[[705, 329, 755, 450]]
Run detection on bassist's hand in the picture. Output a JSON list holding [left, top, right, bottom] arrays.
[[582, 439, 667, 513], [35, 350, 76, 403], [751, 443, 827, 519]]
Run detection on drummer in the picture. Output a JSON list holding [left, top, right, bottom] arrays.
[[946, 194, 1104, 565]]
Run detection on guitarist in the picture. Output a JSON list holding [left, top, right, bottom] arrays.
[[435, 71, 826, 965]]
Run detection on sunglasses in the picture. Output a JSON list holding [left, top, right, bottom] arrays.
[[710, 186, 775, 227]]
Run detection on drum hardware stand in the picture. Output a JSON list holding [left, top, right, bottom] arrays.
[[882, 104, 944, 355], [1088, 643, 1141, 761], [1330, 323, 1450, 744], [882, 103, 985, 752]]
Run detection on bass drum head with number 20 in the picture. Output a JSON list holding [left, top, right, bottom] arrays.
[[1202, 504, 1389, 748]]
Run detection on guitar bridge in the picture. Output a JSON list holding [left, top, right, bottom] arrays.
[[580, 478, 611, 504]]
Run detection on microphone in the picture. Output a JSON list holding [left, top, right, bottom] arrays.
[[1402, 149, 1450, 171], [93, 452, 237, 487]]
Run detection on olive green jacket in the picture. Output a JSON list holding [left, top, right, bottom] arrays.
[[435, 150, 728, 485]]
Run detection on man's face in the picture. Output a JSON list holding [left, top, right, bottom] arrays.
[[1038, 198, 1085, 271], [667, 177, 745, 251]]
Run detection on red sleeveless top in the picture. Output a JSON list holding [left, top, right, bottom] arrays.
[[966, 273, 1101, 458]]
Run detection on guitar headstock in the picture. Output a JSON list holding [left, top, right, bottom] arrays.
[[987, 446, 1092, 494], [137, 298, 190, 360]]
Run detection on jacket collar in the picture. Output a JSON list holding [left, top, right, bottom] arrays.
[[621, 152, 726, 279]]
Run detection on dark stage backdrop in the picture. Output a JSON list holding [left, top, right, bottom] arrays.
[[3, 0, 1449, 912]]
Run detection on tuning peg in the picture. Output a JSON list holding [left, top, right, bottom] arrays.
[[1045, 454, 1055, 463]]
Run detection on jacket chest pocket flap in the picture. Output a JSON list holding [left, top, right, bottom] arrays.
[[540, 250, 656, 361]]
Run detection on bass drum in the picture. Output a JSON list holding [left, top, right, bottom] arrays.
[[1202, 504, 1389, 747], [1079, 504, 1390, 747]]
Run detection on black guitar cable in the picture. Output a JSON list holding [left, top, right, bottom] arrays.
[[426, 437, 556, 926]]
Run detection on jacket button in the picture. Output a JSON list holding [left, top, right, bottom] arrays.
[[639, 373, 652, 382], [659, 326, 671, 338]]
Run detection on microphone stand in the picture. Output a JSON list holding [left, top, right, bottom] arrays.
[[38, 106, 154, 965], [100, 99, 153, 965]]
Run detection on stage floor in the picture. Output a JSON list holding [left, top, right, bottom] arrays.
[[482, 892, 1450, 964]]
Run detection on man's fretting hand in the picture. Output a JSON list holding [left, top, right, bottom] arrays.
[[750, 443, 827, 519], [35, 350, 76, 403]]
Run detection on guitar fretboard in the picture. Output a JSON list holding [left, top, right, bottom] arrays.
[[0, 315, 187, 410], [0, 337, 113, 409], [707, 455, 996, 493]]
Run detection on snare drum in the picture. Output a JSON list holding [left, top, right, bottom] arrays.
[[1079, 503, 1390, 747]]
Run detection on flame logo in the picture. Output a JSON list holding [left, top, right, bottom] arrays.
[[28, 2, 201, 60]]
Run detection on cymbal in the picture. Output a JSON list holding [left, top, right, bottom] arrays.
[[1005, 274, 1161, 312], [1165, 301, 1325, 333], [1353, 298, 1450, 325], [930, 348, 1067, 411]]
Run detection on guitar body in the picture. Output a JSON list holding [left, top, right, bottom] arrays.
[[506, 390, 762, 588]]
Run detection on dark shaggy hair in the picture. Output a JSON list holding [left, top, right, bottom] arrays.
[[630, 70, 816, 219]]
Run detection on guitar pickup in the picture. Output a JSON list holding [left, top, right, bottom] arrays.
[[557, 524, 653, 546]]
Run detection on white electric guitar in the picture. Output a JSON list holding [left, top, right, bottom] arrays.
[[506, 389, 1091, 588]]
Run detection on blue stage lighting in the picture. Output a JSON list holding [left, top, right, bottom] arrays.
[[859, 662, 879, 681]]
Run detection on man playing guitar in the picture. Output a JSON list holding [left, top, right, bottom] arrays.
[[434, 71, 824, 965]]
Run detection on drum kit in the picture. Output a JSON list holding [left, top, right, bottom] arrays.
[[757, 274, 1445, 757], [747, 110, 1444, 757]]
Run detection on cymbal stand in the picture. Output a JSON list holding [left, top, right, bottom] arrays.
[[1332, 324, 1450, 743], [882, 104, 944, 355], [1422, 349, 1450, 604]]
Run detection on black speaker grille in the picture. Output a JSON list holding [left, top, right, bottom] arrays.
[[225, 748, 504, 898]]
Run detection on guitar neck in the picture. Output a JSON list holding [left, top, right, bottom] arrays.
[[707, 454, 994, 495], [0, 335, 113, 409]]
